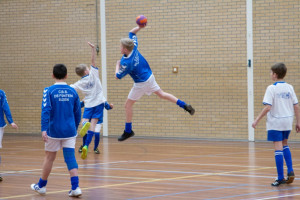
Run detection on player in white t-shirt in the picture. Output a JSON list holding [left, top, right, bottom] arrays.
[[252, 63, 300, 186], [71, 42, 110, 160]]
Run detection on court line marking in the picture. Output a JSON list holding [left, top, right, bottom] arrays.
[[254, 193, 300, 200], [0, 164, 282, 199]]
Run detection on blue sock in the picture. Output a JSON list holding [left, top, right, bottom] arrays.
[[94, 132, 100, 150], [82, 134, 87, 145], [176, 99, 186, 108], [38, 178, 47, 188], [283, 146, 293, 173], [84, 130, 94, 147], [275, 150, 284, 180], [125, 122, 132, 133], [70, 176, 79, 190]]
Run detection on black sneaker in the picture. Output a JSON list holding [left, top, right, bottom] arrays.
[[118, 131, 135, 142], [286, 171, 295, 184], [94, 148, 100, 154], [78, 145, 83, 153], [271, 179, 286, 186], [184, 104, 195, 115], [0, 175, 3, 181]]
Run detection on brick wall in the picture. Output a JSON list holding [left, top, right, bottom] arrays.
[[0, 0, 299, 141]]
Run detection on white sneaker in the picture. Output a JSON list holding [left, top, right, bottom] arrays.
[[31, 183, 46, 195], [69, 187, 82, 197]]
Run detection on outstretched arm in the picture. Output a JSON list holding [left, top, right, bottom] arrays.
[[129, 26, 145, 34], [88, 42, 96, 67]]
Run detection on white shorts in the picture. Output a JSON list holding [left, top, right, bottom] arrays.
[[0, 127, 4, 149], [45, 137, 76, 152], [128, 75, 161, 101]]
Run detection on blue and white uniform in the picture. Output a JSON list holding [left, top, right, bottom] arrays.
[[116, 32, 160, 100], [41, 83, 81, 140], [71, 66, 106, 108], [263, 82, 298, 131], [0, 90, 14, 148]]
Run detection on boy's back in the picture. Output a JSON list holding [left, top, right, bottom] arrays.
[[42, 83, 81, 139], [263, 82, 298, 131], [71, 66, 106, 108]]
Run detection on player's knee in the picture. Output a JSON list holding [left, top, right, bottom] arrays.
[[95, 123, 102, 133], [63, 148, 78, 170]]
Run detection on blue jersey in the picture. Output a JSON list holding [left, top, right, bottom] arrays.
[[41, 83, 81, 139], [116, 32, 152, 83], [0, 90, 14, 128]]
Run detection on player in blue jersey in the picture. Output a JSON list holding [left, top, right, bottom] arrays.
[[31, 64, 82, 197], [115, 25, 195, 141], [71, 42, 111, 159], [252, 63, 300, 186], [0, 90, 18, 181], [78, 101, 113, 154]]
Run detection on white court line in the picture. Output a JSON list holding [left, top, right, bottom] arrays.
[[0, 160, 129, 174], [255, 193, 300, 200]]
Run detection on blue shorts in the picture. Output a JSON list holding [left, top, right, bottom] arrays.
[[267, 130, 291, 141], [83, 103, 104, 122]]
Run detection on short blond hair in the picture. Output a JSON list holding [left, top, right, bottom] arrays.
[[120, 38, 134, 51], [75, 64, 87, 77]]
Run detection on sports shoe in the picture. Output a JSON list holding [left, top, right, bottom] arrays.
[[118, 130, 135, 142], [0, 175, 3, 182], [184, 104, 195, 115], [271, 179, 286, 186], [94, 148, 100, 154], [81, 145, 88, 160], [31, 183, 46, 195], [69, 187, 82, 197], [78, 145, 83, 153], [79, 122, 90, 137], [286, 171, 295, 184]]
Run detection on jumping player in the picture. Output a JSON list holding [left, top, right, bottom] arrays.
[[30, 64, 82, 197], [70, 42, 108, 159], [252, 63, 300, 186], [115, 25, 195, 142]]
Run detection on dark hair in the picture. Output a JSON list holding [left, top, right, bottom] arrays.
[[271, 62, 287, 79], [53, 64, 67, 79]]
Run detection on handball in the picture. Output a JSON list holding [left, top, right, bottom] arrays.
[[136, 15, 147, 27]]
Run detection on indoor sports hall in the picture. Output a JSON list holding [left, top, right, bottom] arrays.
[[0, 0, 299, 199]]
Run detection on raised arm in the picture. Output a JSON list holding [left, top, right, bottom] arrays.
[[129, 26, 145, 34], [88, 42, 96, 67]]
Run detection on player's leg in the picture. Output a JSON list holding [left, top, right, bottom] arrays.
[[94, 122, 102, 154], [62, 138, 82, 197], [154, 89, 195, 115], [118, 98, 136, 141], [0, 127, 4, 181], [79, 118, 90, 137], [81, 118, 98, 159], [31, 138, 61, 195], [78, 134, 86, 153], [282, 131, 294, 183], [31, 151, 57, 195], [270, 130, 285, 186]]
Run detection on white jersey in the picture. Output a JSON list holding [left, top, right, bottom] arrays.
[[70, 66, 106, 108], [263, 82, 298, 131]]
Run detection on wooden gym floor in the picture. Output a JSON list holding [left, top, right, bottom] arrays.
[[0, 134, 300, 200]]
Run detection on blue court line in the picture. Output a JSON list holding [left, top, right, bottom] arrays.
[[127, 184, 249, 200]]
